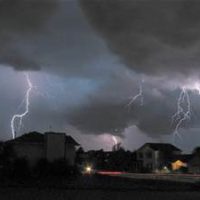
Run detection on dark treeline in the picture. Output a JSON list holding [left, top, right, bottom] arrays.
[[76, 145, 142, 173]]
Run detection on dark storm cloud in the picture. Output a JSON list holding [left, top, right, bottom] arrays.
[[80, 0, 200, 76], [68, 100, 173, 136], [68, 102, 137, 135], [0, 0, 57, 70], [2, 0, 200, 148], [0, 0, 56, 31], [67, 79, 181, 137], [67, 85, 200, 137], [0, 0, 117, 78]]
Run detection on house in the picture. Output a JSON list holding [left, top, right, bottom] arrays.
[[136, 143, 181, 172], [6, 131, 79, 166], [188, 155, 200, 173]]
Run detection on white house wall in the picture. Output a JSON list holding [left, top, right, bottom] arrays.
[[46, 133, 66, 162], [137, 146, 158, 171]]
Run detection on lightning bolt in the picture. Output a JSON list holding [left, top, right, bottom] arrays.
[[112, 135, 118, 146], [126, 81, 144, 110], [11, 73, 33, 139], [171, 88, 191, 142]]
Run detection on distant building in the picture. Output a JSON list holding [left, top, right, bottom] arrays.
[[188, 151, 200, 174], [6, 132, 79, 166], [136, 143, 181, 172]]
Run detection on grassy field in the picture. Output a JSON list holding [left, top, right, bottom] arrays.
[[0, 175, 200, 200], [0, 188, 200, 200]]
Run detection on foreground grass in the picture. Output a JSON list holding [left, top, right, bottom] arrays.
[[0, 188, 200, 200], [0, 175, 200, 200]]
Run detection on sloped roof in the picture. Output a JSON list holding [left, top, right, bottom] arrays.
[[65, 135, 79, 145], [7, 131, 79, 146], [44, 132, 79, 146], [138, 143, 181, 152], [7, 132, 44, 144]]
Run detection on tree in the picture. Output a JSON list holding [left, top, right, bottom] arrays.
[[193, 147, 200, 155], [75, 147, 85, 165], [112, 142, 122, 152], [12, 158, 30, 179], [0, 143, 16, 178]]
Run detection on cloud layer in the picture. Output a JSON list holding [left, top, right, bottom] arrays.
[[0, 0, 58, 70], [1, 0, 200, 152], [80, 0, 200, 77]]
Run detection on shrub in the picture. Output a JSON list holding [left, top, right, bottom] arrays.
[[33, 158, 50, 178], [34, 158, 80, 179], [12, 158, 31, 179]]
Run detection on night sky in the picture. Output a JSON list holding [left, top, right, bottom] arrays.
[[1, 0, 200, 152]]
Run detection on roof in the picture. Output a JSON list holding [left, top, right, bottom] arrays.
[[65, 135, 79, 145], [7, 131, 79, 146], [138, 143, 181, 152], [44, 132, 79, 146], [7, 132, 44, 144]]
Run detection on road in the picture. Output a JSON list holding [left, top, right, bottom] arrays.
[[97, 171, 200, 183]]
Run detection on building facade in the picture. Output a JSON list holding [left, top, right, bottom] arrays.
[[7, 132, 79, 167], [188, 154, 200, 173], [136, 143, 181, 172]]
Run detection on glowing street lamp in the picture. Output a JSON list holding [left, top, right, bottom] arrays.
[[85, 166, 92, 173]]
